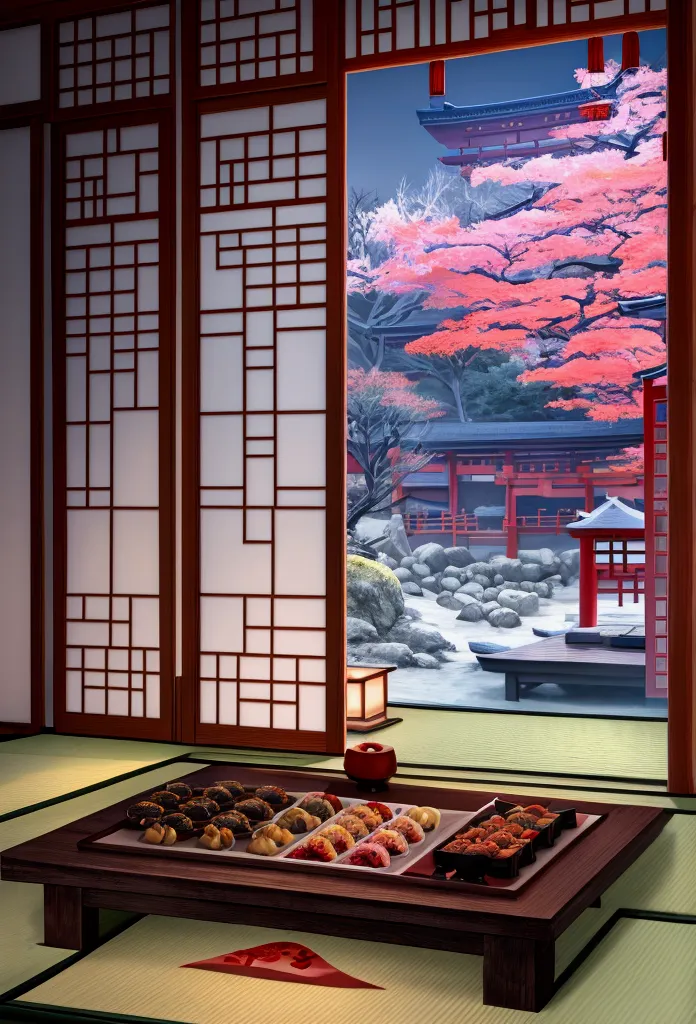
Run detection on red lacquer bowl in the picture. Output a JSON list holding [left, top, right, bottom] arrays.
[[343, 742, 397, 793]]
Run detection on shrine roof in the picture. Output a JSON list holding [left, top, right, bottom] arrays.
[[566, 496, 645, 532], [412, 418, 643, 454]]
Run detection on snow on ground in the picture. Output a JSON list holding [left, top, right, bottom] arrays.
[[388, 585, 662, 717]]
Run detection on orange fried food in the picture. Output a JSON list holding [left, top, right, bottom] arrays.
[[503, 822, 524, 837], [487, 830, 515, 849], [458, 827, 489, 842], [443, 838, 471, 853], [523, 804, 548, 818], [495, 847, 519, 860], [506, 812, 539, 829], [520, 828, 540, 840]]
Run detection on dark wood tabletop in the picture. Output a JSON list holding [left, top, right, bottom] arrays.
[[0, 764, 668, 1013], [478, 635, 646, 668]]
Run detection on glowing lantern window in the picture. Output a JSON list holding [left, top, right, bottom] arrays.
[[346, 665, 395, 732], [579, 102, 613, 121]]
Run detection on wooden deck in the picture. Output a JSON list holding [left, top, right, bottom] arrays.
[[476, 636, 646, 701]]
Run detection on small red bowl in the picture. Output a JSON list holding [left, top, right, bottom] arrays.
[[343, 742, 397, 792]]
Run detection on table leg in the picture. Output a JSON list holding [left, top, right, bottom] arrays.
[[44, 885, 99, 950], [483, 934, 555, 1012], [505, 673, 520, 701]]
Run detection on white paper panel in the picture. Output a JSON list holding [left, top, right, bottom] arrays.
[[200, 596, 244, 652], [298, 683, 325, 732], [274, 509, 325, 595], [200, 416, 243, 486], [113, 411, 159, 506], [0, 26, 41, 106], [112, 510, 159, 594], [67, 510, 111, 594], [201, 509, 272, 594], [276, 413, 325, 487], [201, 336, 244, 411]]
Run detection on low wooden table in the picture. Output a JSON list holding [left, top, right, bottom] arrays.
[[476, 635, 646, 700], [0, 765, 667, 1012]]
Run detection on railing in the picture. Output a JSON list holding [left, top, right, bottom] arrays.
[[402, 511, 577, 537]]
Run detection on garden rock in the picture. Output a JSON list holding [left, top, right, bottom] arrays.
[[386, 618, 455, 654], [498, 589, 540, 616], [350, 642, 413, 667], [481, 601, 501, 619], [394, 567, 415, 584], [411, 563, 431, 579], [412, 652, 441, 669], [465, 562, 496, 580], [473, 573, 491, 587], [401, 582, 423, 596], [483, 587, 499, 602], [377, 554, 398, 570], [440, 576, 462, 593], [493, 574, 505, 586], [457, 581, 485, 600], [412, 542, 450, 574], [346, 555, 404, 634], [456, 599, 485, 622], [437, 592, 463, 610], [354, 513, 411, 562], [443, 565, 465, 579], [520, 562, 544, 583], [420, 576, 440, 594], [444, 546, 476, 568], [533, 581, 553, 598], [346, 617, 379, 644], [488, 607, 522, 628], [400, 556, 417, 569]]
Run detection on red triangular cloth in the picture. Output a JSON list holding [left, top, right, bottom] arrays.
[[182, 940, 383, 989]]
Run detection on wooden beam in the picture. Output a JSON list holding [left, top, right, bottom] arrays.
[[667, 0, 696, 792]]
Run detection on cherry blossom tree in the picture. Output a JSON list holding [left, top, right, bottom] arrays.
[[347, 369, 442, 530], [364, 65, 667, 423]]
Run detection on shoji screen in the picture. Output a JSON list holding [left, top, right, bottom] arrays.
[[182, 1, 344, 752], [54, 113, 174, 738]]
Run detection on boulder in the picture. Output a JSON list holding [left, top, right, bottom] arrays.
[[386, 617, 455, 654], [558, 548, 580, 582], [483, 587, 499, 602], [518, 547, 557, 569], [400, 556, 417, 569], [456, 598, 485, 622], [532, 581, 553, 598], [412, 652, 441, 669], [377, 554, 398, 570], [401, 582, 423, 596], [520, 562, 544, 583], [546, 574, 563, 585], [354, 513, 411, 561], [481, 601, 501, 619], [437, 592, 463, 611], [350, 641, 413, 667], [402, 605, 422, 620], [519, 581, 535, 592], [346, 617, 379, 644], [488, 606, 522, 628], [411, 562, 431, 579], [346, 555, 404, 634], [498, 589, 540, 616], [457, 581, 485, 600], [443, 565, 466, 579], [440, 576, 462, 593], [420, 576, 440, 594], [473, 573, 491, 587], [412, 542, 450, 574], [493, 574, 505, 586], [394, 567, 415, 584], [444, 546, 476, 568], [465, 562, 496, 580]]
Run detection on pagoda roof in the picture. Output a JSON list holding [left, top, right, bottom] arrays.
[[618, 295, 666, 321], [411, 417, 643, 455], [566, 496, 644, 533], [634, 362, 667, 381], [417, 71, 627, 149]]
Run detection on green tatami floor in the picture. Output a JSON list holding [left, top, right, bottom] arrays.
[[0, 725, 687, 1023]]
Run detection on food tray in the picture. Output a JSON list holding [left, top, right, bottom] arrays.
[[79, 794, 476, 876]]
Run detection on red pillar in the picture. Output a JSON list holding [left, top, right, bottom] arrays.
[[578, 535, 598, 627], [447, 452, 458, 545], [584, 481, 594, 513], [505, 470, 517, 558]]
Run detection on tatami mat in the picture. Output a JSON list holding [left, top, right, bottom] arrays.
[[0, 760, 208, 996], [13, 915, 696, 1024]]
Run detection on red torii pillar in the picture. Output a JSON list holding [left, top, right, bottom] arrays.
[[577, 535, 598, 627], [504, 453, 517, 557]]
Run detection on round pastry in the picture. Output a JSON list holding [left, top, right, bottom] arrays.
[[165, 782, 192, 802], [160, 812, 195, 837], [199, 824, 222, 850], [255, 785, 289, 807], [300, 791, 342, 815], [149, 790, 180, 811], [319, 824, 355, 854], [143, 822, 165, 844], [214, 780, 246, 800], [192, 786, 207, 797], [247, 835, 280, 857], [179, 801, 213, 822], [346, 805, 382, 830], [212, 811, 252, 835], [288, 836, 337, 862], [297, 796, 335, 823], [253, 824, 294, 848], [366, 801, 393, 823], [371, 829, 408, 856], [345, 842, 390, 869], [406, 806, 441, 832], [219, 828, 234, 849], [334, 814, 369, 840], [204, 786, 233, 806], [126, 801, 164, 829], [185, 796, 220, 814], [276, 807, 321, 834], [234, 797, 274, 822], [389, 816, 425, 844]]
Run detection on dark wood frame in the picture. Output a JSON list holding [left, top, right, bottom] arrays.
[[0, 115, 45, 735], [0, 764, 669, 1012], [50, 105, 176, 741]]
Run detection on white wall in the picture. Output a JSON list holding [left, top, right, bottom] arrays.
[[0, 126, 33, 724]]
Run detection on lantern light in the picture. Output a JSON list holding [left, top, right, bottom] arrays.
[[621, 31, 640, 71], [346, 665, 399, 732]]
